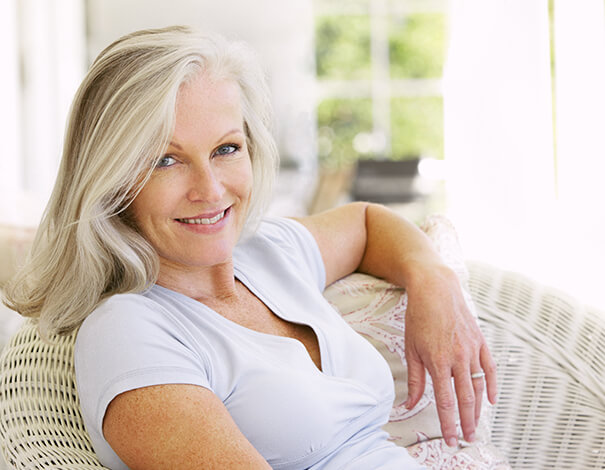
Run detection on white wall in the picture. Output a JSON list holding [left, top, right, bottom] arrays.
[[1, 0, 86, 228], [0, 0, 20, 215]]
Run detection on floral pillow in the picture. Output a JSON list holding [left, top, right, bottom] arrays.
[[323, 215, 510, 469]]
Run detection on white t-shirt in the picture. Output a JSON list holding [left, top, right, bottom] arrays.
[[75, 217, 423, 469]]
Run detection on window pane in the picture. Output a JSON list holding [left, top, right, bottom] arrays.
[[389, 13, 447, 79], [391, 96, 443, 159], [315, 15, 371, 79], [317, 98, 373, 167]]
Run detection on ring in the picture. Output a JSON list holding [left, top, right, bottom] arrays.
[[471, 371, 485, 380]]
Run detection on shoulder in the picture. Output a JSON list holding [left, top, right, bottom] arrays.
[[74, 291, 212, 451], [75, 289, 211, 367], [241, 217, 316, 251], [81, 292, 160, 326], [236, 217, 326, 290], [76, 292, 168, 351], [74, 290, 210, 391]]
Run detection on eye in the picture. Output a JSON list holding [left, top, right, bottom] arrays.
[[156, 155, 177, 168], [215, 144, 240, 156]]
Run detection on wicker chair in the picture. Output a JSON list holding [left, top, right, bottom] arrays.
[[467, 261, 605, 469], [1, 261, 604, 469]]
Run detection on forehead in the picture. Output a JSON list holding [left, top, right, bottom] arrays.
[[173, 73, 244, 138], [177, 72, 241, 109]]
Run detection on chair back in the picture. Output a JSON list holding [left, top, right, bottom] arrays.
[[0, 320, 107, 469]]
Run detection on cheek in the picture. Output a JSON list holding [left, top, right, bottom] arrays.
[[241, 158, 254, 195], [244, 167, 254, 197], [130, 191, 154, 227], [129, 180, 172, 228], [223, 157, 254, 201], [240, 171, 254, 213]]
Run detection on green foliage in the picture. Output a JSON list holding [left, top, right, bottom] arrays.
[[317, 98, 373, 167], [389, 13, 447, 79], [315, 16, 372, 79], [391, 96, 444, 159], [315, 9, 446, 167], [317, 97, 443, 166]]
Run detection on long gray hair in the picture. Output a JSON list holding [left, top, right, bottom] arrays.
[[3, 26, 278, 337]]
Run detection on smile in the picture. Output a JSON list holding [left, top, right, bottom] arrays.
[[176, 210, 226, 225]]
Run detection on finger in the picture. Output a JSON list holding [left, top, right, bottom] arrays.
[[453, 365, 477, 443], [404, 352, 426, 409], [480, 344, 498, 404], [470, 364, 485, 426], [431, 369, 459, 447]]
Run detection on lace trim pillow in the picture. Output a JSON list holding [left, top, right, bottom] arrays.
[[322, 214, 510, 469]]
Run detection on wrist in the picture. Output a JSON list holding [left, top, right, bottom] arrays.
[[402, 258, 456, 291]]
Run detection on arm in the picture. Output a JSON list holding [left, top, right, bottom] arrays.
[[295, 202, 497, 447], [103, 384, 271, 470]]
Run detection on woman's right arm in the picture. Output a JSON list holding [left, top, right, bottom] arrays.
[[103, 383, 271, 469]]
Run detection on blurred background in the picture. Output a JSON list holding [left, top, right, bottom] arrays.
[[1, 0, 604, 310]]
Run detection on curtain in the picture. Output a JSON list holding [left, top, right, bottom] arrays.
[[552, 0, 605, 308], [444, 0, 555, 261], [444, 0, 605, 309]]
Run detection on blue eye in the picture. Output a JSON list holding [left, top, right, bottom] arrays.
[[156, 155, 177, 168], [215, 144, 240, 156]]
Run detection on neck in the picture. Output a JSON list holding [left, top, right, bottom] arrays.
[[155, 259, 238, 303]]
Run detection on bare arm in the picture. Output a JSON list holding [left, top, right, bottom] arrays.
[[103, 384, 271, 470], [295, 202, 497, 447], [295, 201, 442, 286]]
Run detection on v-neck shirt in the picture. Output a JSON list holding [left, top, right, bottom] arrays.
[[74, 217, 423, 469]]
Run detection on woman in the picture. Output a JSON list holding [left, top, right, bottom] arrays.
[[4, 26, 496, 469]]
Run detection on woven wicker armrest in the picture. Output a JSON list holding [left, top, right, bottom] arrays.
[[0, 321, 108, 469], [468, 260, 605, 470]]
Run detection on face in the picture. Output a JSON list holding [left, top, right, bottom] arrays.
[[129, 73, 253, 278]]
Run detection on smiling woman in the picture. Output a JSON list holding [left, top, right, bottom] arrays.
[[4, 26, 278, 336], [128, 75, 254, 279], [2, 26, 500, 470]]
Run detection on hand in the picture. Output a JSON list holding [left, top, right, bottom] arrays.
[[403, 264, 497, 447]]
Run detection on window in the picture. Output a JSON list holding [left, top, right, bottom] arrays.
[[314, 0, 448, 168]]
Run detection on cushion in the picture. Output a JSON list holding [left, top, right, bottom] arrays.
[[0, 225, 35, 287], [323, 214, 510, 469], [0, 297, 23, 352], [0, 225, 32, 351]]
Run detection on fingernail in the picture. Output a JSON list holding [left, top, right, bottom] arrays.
[[467, 432, 476, 443], [447, 437, 458, 447]]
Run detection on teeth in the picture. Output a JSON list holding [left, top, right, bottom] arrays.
[[178, 211, 226, 225]]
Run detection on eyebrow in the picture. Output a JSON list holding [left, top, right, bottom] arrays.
[[168, 128, 244, 151]]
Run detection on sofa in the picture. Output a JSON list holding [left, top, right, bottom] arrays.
[[0, 217, 603, 469]]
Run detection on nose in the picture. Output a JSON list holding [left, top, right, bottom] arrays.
[[186, 162, 225, 203]]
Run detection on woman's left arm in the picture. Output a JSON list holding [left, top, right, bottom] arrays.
[[295, 202, 497, 447]]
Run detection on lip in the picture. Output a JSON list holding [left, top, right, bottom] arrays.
[[173, 206, 231, 233], [176, 207, 229, 221]]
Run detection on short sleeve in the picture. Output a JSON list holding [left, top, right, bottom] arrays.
[[74, 294, 212, 444]]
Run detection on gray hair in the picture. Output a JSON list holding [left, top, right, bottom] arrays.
[[4, 25, 279, 337]]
